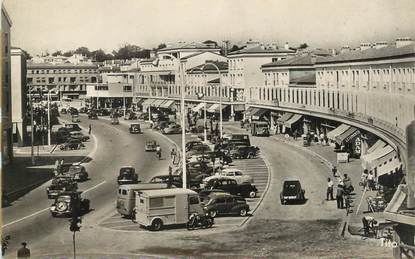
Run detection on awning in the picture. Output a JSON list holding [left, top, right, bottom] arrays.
[[284, 114, 302, 128], [159, 100, 175, 109], [244, 107, 259, 117], [361, 145, 395, 170], [377, 158, 402, 177], [327, 124, 350, 141], [135, 98, 145, 105], [142, 99, 156, 107], [251, 109, 268, 120], [367, 139, 387, 154], [152, 99, 165, 107], [335, 127, 360, 145], [207, 104, 228, 113], [192, 102, 205, 112], [233, 104, 245, 112], [277, 112, 293, 124]]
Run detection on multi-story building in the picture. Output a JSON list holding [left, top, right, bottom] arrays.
[[27, 63, 99, 100], [11, 48, 28, 147], [1, 5, 12, 165], [31, 53, 93, 65]]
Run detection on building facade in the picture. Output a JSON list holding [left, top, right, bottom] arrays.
[[11, 48, 28, 147], [27, 63, 99, 100], [1, 5, 12, 165]]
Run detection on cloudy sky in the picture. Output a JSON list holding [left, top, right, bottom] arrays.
[[3, 0, 415, 55]]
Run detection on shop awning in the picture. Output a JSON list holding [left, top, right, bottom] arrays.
[[135, 98, 145, 105], [141, 99, 156, 107], [276, 112, 293, 124], [284, 114, 302, 128], [152, 99, 165, 107], [251, 109, 268, 120], [244, 107, 259, 117], [207, 103, 228, 113], [327, 124, 350, 141], [377, 158, 402, 177], [233, 104, 245, 112], [361, 145, 395, 170], [335, 126, 360, 145], [192, 102, 205, 112], [367, 139, 387, 154], [159, 100, 175, 109]]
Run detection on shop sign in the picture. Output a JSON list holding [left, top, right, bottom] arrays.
[[354, 137, 362, 155]]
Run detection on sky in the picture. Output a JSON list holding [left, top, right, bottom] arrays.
[[3, 0, 415, 56]]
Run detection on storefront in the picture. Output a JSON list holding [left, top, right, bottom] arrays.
[[276, 112, 293, 134], [334, 126, 361, 157], [284, 114, 303, 136]]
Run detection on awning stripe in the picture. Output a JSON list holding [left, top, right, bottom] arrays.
[[335, 127, 359, 145], [192, 103, 205, 112], [361, 145, 395, 170], [367, 139, 387, 154], [160, 100, 175, 109], [284, 114, 302, 128], [377, 158, 402, 177], [276, 112, 293, 124], [327, 124, 350, 141], [141, 99, 156, 106]]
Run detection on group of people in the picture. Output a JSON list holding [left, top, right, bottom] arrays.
[[326, 166, 355, 209]]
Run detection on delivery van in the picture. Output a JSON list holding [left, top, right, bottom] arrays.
[[116, 183, 168, 217], [135, 188, 203, 231]]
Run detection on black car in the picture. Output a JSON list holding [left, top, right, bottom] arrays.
[[203, 193, 250, 217], [280, 179, 306, 204], [229, 145, 260, 159], [117, 166, 140, 185], [67, 164, 89, 182], [65, 123, 82, 132], [129, 123, 141, 134], [60, 139, 85, 150], [124, 111, 137, 120], [50, 191, 90, 217], [68, 107, 79, 115], [79, 107, 88, 113], [204, 178, 258, 198], [46, 176, 78, 199], [60, 108, 67, 114]]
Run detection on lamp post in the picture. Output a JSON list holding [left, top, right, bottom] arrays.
[[29, 87, 35, 165], [47, 89, 52, 147]]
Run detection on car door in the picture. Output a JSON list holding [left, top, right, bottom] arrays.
[[224, 196, 235, 213], [215, 197, 227, 214], [228, 179, 239, 195]]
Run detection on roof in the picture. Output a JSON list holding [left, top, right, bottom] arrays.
[[139, 188, 197, 197], [187, 61, 228, 73], [222, 168, 242, 172], [159, 42, 221, 51], [2, 5, 12, 26], [28, 63, 98, 69], [180, 51, 225, 60], [262, 55, 317, 68], [139, 57, 157, 64], [316, 43, 415, 64], [289, 74, 316, 85], [228, 45, 295, 56]]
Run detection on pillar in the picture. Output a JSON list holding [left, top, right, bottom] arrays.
[[230, 104, 235, 122]]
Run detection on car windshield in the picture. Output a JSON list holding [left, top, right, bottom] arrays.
[[283, 181, 301, 196]]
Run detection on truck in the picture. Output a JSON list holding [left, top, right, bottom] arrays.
[[250, 121, 270, 137], [135, 188, 204, 231], [116, 183, 169, 217]]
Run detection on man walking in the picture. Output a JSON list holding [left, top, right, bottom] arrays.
[[88, 124, 92, 135], [336, 184, 344, 209], [326, 178, 334, 201], [17, 242, 30, 258]]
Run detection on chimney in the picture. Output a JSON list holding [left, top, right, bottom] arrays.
[[396, 37, 414, 48], [374, 41, 388, 49], [284, 42, 289, 50], [360, 42, 372, 51], [340, 45, 351, 54]]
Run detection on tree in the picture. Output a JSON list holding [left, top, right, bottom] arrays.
[[113, 44, 149, 59], [91, 49, 113, 62], [52, 50, 63, 56], [63, 50, 74, 57], [156, 43, 166, 50], [298, 43, 309, 49], [21, 49, 32, 59], [74, 47, 91, 57]]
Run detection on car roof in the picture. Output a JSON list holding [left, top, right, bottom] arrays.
[[283, 178, 301, 182], [222, 168, 242, 173]]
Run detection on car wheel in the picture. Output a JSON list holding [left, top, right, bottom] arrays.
[[210, 210, 217, 218], [239, 208, 248, 217], [247, 152, 254, 159], [249, 191, 257, 198], [51, 212, 57, 217], [151, 219, 163, 231]]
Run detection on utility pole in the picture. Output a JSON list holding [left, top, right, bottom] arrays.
[[48, 90, 51, 146], [29, 88, 35, 165]]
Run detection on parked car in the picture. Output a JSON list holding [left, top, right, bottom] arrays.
[[71, 114, 81, 123], [88, 110, 98, 119], [203, 178, 258, 198], [66, 164, 89, 182], [145, 140, 158, 152], [129, 123, 141, 134], [68, 107, 79, 115], [117, 166, 140, 185], [203, 168, 253, 185], [55, 129, 71, 143], [229, 145, 260, 159], [46, 176, 78, 199], [280, 179, 306, 204], [79, 107, 88, 113], [124, 111, 137, 120], [65, 123, 82, 132], [60, 139, 85, 150], [68, 131, 89, 142], [203, 193, 250, 217], [187, 161, 220, 175], [97, 108, 111, 116], [138, 113, 149, 121], [161, 124, 181, 134], [60, 108, 67, 114], [150, 175, 201, 189], [50, 191, 90, 217], [111, 117, 119, 125]]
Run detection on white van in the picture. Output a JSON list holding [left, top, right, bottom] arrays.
[[135, 188, 203, 231]]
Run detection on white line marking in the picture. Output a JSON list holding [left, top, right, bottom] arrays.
[[3, 181, 106, 228]]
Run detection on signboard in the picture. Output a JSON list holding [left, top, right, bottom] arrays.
[[337, 152, 349, 163], [354, 137, 362, 155]]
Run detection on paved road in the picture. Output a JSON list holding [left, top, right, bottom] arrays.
[[2, 114, 174, 255]]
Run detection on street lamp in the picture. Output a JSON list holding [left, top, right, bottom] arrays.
[[29, 87, 36, 165]]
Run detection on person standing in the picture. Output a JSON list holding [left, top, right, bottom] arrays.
[[17, 242, 30, 258], [327, 178, 334, 201], [367, 172, 375, 190], [336, 185, 344, 209], [332, 166, 338, 177], [88, 124, 92, 135]]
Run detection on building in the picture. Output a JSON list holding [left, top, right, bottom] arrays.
[[227, 40, 296, 102], [30, 53, 93, 65], [11, 48, 28, 147], [1, 5, 12, 165], [27, 63, 99, 100]]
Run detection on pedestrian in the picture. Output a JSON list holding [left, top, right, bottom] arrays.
[[327, 177, 334, 201], [332, 166, 338, 177], [367, 172, 375, 190], [156, 145, 162, 160], [293, 130, 298, 140], [336, 184, 344, 209], [88, 124, 92, 135], [17, 242, 30, 258], [343, 173, 353, 194]]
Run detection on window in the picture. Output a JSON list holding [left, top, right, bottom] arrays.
[[121, 190, 127, 195], [189, 196, 199, 205], [150, 197, 163, 207]]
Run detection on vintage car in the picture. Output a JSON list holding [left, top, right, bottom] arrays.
[[203, 193, 250, 218], [67, 164, 89, 182], [60, 108, 67, 114], [117, 166, 140, 185], [203, 168, 253, 185], [55, 129, 71, 143], [60, 139, 85, 150], [46, 176, 78, 199], [229, 145, 260, 159], [69, 131, 89, 142], [111, 117, 120, 125], [97, 108, 111, 116], [129, 123, 141, 134], [65, 123, 82, 132], [150, 175, 200, 189], [71, 114, 81, 123], [50, 191, 90, 217], [161, 124, 182, 134], [124, 111, 137, 120], [203, 178, 258, 198], [280, 179, 306, 204], [138, 113, 149, 121], [88, 110, 98, 119], [68, 107, 79, 115], [144, 140, 158, 152], [198, 189, 227, 203]]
